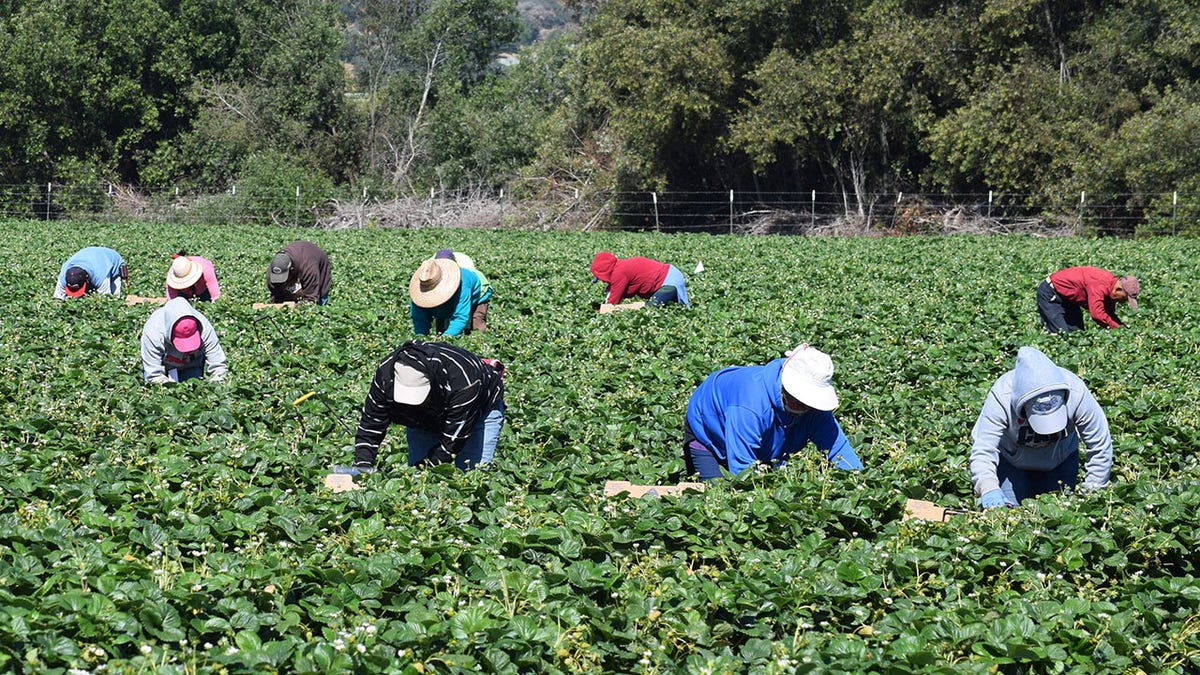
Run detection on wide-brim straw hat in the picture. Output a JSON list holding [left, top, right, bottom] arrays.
[[409, 258, 461, 308], [166, 257, 203, 290]]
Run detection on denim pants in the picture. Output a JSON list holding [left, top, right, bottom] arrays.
[[683, 418, 724, 481], [1036, 280, 1084, 333], [649, 265, 690, 307], [169, 355, 205, 383], [407, 401, 505, 471], [997, 446, 1080, 505]]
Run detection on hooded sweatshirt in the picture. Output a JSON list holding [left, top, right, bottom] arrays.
[[140, 297, 229, 383], [590, 252, 669, 305], [970, 346, 1112, 496], [686, 358, 861, 476], [54, 247, 125, 298]]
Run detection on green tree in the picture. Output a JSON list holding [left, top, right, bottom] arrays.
[[729, 0, 933, 216], [158, 0, 362, 188], [347, 0, 520, 191]]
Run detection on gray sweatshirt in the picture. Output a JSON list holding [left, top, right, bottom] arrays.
[[140, 297, 228, 383], [970, 346, 1112, 496]]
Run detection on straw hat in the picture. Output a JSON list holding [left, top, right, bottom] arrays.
[[409, 258, 461, 308], [166, 257, 203, 290]]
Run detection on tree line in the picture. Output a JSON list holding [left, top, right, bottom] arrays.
[[2, 0, 1198, 232]]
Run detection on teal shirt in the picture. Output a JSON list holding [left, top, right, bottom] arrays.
[[411, 268, 485, 336]]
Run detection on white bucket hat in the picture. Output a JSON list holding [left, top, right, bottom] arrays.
[[780, 344, 840, 411]]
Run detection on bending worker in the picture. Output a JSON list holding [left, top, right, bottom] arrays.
[[141, 297, 229, 383], [409, 256, 491, 336], [970, 346, 1112, 508], [684, 344, 862, 482], [338, 341, 505, 474], [590, 251, 690, 309], [54, 246, 127, 299], [166, 251, 221, 301], [267, 241, 332, 304], [1037, 266, 1139, 333]]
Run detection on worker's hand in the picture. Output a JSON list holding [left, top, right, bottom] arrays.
[[980, 489, 1013, 509], [332, 462, 376, 477], [1079, 481, 1107, 493]]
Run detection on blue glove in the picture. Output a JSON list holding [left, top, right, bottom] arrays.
[[332, 462, 377, 477], [980, 489, 1011, 509]]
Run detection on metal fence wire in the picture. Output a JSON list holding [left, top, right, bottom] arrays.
[[1, 183, 1195, 236]]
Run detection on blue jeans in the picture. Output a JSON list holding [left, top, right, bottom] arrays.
[[407, 402, 504, 471], [649, 265, 690, 307], [683, 419, 724, 481], [997, 445, 1079, 505], [170, 356, 205, 383]]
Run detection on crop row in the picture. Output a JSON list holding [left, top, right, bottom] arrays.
[[1, 221, 1198, 673]]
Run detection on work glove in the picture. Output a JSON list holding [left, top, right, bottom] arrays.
[[1078, 481, 1107, 493], [332, 462, 377, 477], [481, 358, 505, 375], [980, 489, 1012, 509]]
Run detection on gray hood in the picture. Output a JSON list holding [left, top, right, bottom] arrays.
[[1010, 346, 1071, 419]]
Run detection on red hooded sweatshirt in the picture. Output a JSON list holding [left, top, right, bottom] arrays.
[[590, 252, 669, 304]]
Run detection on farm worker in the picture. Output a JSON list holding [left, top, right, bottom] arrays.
[[970, 346, 1112, 508], [54, 246, 127, 299], [590, 251, 690, 309], [409, 256, 491, 336], [434, 248, 492, 331], [266, 240, 331, 304], [1037, 266, 1140, 333], [165, 251, 221, 301], [140, 297, 229, 384], [337, 340, 505, 475], [683, 344, 862, 482]]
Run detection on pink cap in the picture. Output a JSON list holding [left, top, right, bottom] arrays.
[[172, 317, 202, 352]]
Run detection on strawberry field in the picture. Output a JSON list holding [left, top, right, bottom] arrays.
[[2, 220, 1199, 674]]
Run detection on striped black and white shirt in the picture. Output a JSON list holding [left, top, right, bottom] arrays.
[[353, 341, 504, 467]]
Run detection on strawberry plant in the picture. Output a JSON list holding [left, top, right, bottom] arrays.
[[0, 221, 1198, 672]]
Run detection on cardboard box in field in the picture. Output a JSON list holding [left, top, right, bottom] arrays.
[[903, 499, 966, 522], [597, 301, 646, 314], [324, 473, 362, 493], [603, 480, 706, 498]]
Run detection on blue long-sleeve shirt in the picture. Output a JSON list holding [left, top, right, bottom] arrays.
[[410, 267, 487, 336], [54, 247, 125, 298], [686, 358, 862, 476]]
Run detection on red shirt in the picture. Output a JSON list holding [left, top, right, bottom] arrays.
[[1049, 266, 1122, 328], [594, 256, 669, 304]]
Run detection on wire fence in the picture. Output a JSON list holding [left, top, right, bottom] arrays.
[[1, 183, 1196, 236]]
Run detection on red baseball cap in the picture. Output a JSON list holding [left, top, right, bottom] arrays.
[[64, 267, 89, 297]]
